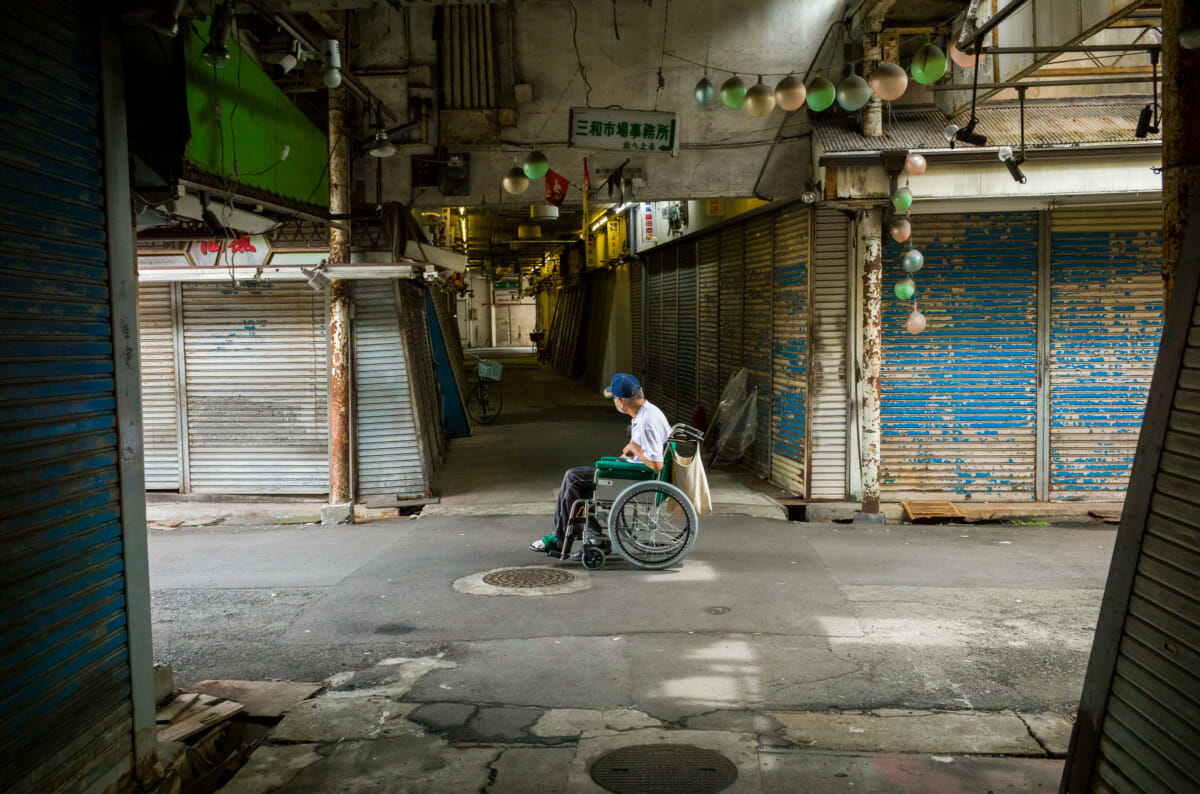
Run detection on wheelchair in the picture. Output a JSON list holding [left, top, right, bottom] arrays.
[[555, 423, 705, 570]]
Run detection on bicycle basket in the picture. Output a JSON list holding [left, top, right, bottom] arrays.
[[477, 359, 503, 382]]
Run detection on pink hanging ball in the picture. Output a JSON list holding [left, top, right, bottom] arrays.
[[906, 307, 927, 335], [890, 218, 911, 243], [904, 153, 927, 176]]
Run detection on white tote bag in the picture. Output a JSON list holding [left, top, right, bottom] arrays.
[[671, 443, 712, 516]]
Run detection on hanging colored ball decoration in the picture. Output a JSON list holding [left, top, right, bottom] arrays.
[[695, 75, 716, 106], [910, 40, 948, 84], [869, 62, 908, 102], [891, 187, 913, 213], [720, 75, 746, 109], [836, 66, 871, 112], [889, 217, 911, 243], [904, 153, 927, 176], [894, 277, 916, 300], [502, 166, 530, 195], [522, 150, 550, 179], [902, 248, 924, 273], [949, 29, 983, 68], [907, 306, 928, 335], [744, 77, 776, 117], [774, 74, 807, 111], [806, 74, 836, 112]]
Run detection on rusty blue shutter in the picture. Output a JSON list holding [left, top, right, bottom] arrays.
[[0, 1, 137, 789], [1050, 207, 1164, 498], [744, 215, 774, 479], [771, 206, 809, 495], [882, 212, 1039, 498]]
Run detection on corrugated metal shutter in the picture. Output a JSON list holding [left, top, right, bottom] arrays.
[[645, 254, 664, 407], [677, 242, 698, 423], [631, 262, 643, 379], [1049, 206, 1163, 499], [1064, 219, 1200, 794], [697, 233, 721, 418], [397, 281, 445, 472], [881, 213, 1039, 499], [138, 283, 181, 489], [744, 215, 774, 478], [0, 1, 136, 788], [771, 207, 808, 494], [354, 280, 425, 498], [810, 209, 850, 500], [182, 282, 329, 494], [719, 226, 745, 397], [659, 248, 679, 421]]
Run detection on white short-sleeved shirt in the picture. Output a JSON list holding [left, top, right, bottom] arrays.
[[628, 400, 672, 463]]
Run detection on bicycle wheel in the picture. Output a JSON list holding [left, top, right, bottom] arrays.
[[607, 480, 698, 569], [467, 381, 503, 425]]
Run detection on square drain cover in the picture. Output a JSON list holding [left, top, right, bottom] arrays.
[[590, 744, 737, 794]]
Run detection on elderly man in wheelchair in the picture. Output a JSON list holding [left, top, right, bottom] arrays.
[[530, 373, 705, 570]]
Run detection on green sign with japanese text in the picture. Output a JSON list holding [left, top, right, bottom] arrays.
[[568, 108, 678, 155]]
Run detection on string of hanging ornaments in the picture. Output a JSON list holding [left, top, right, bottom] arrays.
[[888, 152, 929, 335], [689, 32, 946, 116]]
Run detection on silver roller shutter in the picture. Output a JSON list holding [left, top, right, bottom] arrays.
[[677, 242, 698, 423], [810, 209, 850, 500], [631, 262, 644, 380], [659, 248, 679, 421], [744, 215, 774, 479], [354, 280, 425, 498], [138, 283, 181, 489], [770, 206, 809, 495], [697, 233, 721, 418], [718, 226, 745, 395], [182, 282, 329, 494]]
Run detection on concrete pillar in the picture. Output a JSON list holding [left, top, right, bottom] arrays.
[[859, 209, 884, 514], [327, 76, 353, 518], [1162, 0, 1200, 305], [863, 23, 883, 139]]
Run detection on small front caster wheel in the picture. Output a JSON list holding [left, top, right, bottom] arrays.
[[582, 547, 605, 570]]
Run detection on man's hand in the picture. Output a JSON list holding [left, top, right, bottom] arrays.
[[621, 441, 663, 472]]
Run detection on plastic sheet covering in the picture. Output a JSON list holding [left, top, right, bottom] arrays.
[[712, 368, 758, 463]]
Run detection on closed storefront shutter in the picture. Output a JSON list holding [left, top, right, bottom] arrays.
[[1050, 206, 1164, 498], [631, 262, 644, 379], [354, 281, 426, 499], [138, 283, 181, 489], [810, 209, 850, 500], [659, 248, 679, 421], [719, 226, 745, 393], [881, 212, 1039, 499], [397, 281, 445, 471], [744, 215, 774, 479], [697, 233, 721, 417], [1, 2, 138, 787], [645, 254, 664, 407], [677, 242, 698, 423], [182, 283, 329, 494], [771, 207, 809, 494]]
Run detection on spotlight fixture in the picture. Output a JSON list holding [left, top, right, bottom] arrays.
[[148, 0, 187, 37], [955, 120, 987, 147], [942, 123, 959, 145], [202, 1, 235, 68], [998, 147, 1026, 184], [322, 39, 342, 89], [368, 108, 395, 158], [1134, 51, 1160, 139], [302, 262, 331, 292], [800, 178, 822, 204]]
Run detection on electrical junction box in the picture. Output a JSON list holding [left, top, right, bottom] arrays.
[[439, 152, 470, 196]]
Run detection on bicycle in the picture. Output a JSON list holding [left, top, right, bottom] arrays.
[[466, 356, 503, 425]]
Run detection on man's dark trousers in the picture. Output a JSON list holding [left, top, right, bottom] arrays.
[[554, 465, 596, 547]]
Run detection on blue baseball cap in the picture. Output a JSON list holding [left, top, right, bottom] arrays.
[[604, 373, 640, 399]]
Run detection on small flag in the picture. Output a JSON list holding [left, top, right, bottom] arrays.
[[545, 169, 570, 206]]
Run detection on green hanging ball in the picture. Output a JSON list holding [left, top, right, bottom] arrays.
[[806, 75, 836, 112], [836, 68, 872, 112], [695, 75, 716, 106], [902, 248, 924, 273], [522, 150, 549, 179], [911, 43, 948, 85], [720, 75, 746, 109], [892, 187, 913, 213], [895, 277, 916, 301]]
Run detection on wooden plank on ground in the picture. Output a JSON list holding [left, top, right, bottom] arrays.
[[902, 500, 964, 522], [1089, 509, 1122, 524], [192, 680, 323, 719], [157, 701, 244, 743], [171, 693, 218, 725], [157, 693, 198, 724]]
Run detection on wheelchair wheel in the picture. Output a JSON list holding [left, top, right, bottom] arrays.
[[607, 480, 698, 569], [582, 547, 605, 570]]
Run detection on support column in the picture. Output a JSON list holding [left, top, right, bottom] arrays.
[[1162, 0, 1200, 304], [327, 77, 353, 520], [859, 209, 883, 514], [863, 23, 883, 139]]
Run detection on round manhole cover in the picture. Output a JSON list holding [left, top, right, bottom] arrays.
[[482, 567, 577, 589], [590, 744, 738, 794]]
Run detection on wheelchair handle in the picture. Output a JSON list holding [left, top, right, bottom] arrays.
[[669, 423, 705, 443]]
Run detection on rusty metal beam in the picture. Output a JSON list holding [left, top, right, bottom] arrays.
[[859, 209, 884, 514], [329, 81, 353, 508]]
